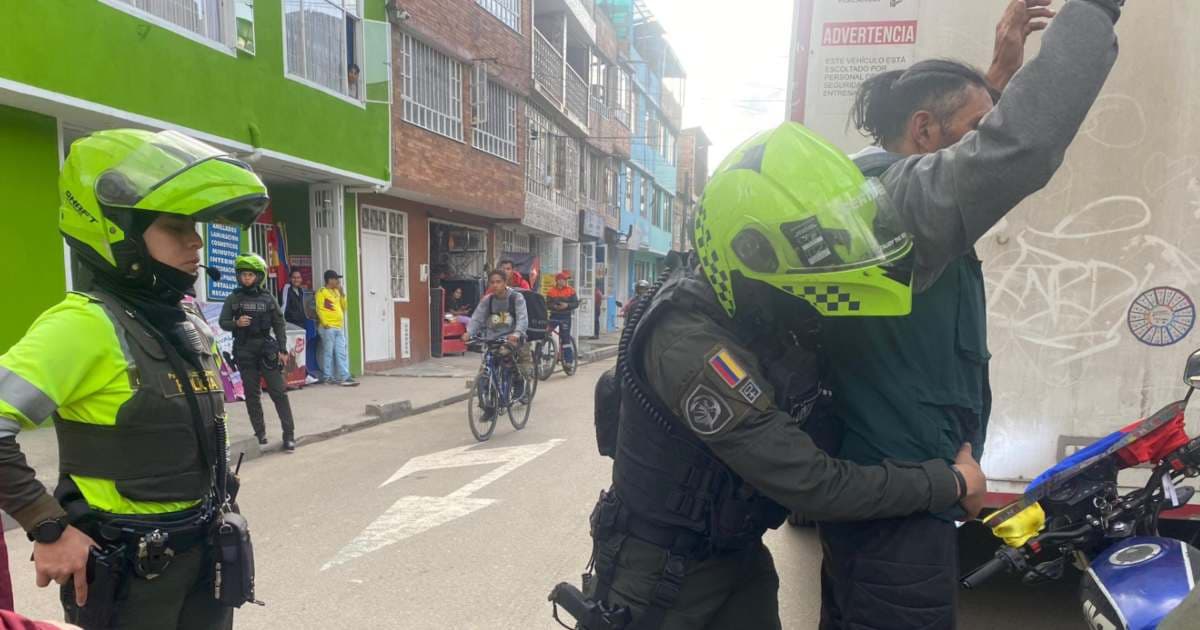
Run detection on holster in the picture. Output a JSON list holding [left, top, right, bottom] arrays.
[[72, 544, 129, 630], [211, 511, 261, 608]]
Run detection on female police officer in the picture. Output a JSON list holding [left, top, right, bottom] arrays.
[[0, 129, 268, 629]]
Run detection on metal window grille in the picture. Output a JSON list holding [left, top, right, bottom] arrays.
[[117, 0, 225, 44], [475, 0, 521, 32], [473, 81, 519, 162], [625, 165, 634, 214], [401, 34, 464, 141]]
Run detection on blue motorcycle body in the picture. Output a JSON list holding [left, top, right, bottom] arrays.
[[1080, 536, 1200, 629]]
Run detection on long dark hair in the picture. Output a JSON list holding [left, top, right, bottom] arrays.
[[851, 59, 991, 146]]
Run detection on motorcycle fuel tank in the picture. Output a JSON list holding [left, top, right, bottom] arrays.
[[1080, 537, 1199, 630]]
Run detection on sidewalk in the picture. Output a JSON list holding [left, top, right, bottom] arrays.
[[3, 330, 620, 531]]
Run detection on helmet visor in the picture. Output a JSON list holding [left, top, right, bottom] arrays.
[[95, 130, 249, 208], [734, 178, 912, 275]]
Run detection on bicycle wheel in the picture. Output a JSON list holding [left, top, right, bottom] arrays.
[[467, 367, 497, 442], [509, 366, 534, 430], [536, 337, 558, 381]]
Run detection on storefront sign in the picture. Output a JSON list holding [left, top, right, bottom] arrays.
[[206, 223, 241, 301], [581, 210, 605, 239]]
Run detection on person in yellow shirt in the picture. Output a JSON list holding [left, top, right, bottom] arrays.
[[315, 270, 358, 386]]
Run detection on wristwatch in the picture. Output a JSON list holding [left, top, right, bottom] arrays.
[[950, 466, 969, 503], [27, 517, 67, 544]]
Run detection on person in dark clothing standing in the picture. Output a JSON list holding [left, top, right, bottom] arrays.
[[220, 254, 297, 452], [280, 269, 320, 384], [280, 269, 308, 328], [813, 2, 1126, 628]]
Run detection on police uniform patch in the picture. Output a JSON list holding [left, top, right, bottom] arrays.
[[684, 384, 733, 436], [738, 380, 763, 405], [708, 348, 748, 388]]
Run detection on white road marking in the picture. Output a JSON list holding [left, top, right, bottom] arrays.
[[322, 439, 565, 570]]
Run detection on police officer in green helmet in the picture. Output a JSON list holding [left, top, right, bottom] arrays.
[[552, 122, 986, 630], [220, 253, 296, 452], [0, 129, 267, 629]]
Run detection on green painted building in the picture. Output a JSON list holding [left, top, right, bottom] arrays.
[[0, 0, 395, 373]]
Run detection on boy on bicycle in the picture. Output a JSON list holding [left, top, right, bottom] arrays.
[[463, 270, 533, 399], [546, 271, 580, 365]]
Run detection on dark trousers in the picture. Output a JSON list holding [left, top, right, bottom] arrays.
[[587, 535, 781, 630], [239, 354, 295, 441], [62, 546, 231, 630], [818, 514, 958, 630]]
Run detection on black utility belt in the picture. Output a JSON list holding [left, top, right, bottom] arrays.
[[93, 504, 216, 554]]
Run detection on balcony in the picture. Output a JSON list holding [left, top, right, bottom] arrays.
[[565, 65, 589, 128], [534, 30, 565, 108], [533, 27, 591, 133]]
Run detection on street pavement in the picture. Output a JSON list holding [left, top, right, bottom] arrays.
[[5, 358, 1082, 628]]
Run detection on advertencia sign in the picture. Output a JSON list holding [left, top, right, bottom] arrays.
[[788, 0, 922, 151]]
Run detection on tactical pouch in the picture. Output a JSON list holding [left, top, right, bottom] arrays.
[[594, 368, 621, 458], [212, 511, 261, 608]]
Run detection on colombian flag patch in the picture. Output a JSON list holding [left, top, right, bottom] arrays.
[[708, 348, 747, 389]]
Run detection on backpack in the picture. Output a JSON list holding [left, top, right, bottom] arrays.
[[519, 290, 549, 341], [487, 290, 549, 341]]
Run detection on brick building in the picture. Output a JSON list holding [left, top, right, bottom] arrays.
[[355, 0, 686, 367]]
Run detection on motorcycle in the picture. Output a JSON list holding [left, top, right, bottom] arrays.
[[961, 349, 1200, 629]]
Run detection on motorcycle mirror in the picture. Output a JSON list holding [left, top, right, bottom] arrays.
[[1184, 349, 1200, 388], [1176, 485, 1196, 507]]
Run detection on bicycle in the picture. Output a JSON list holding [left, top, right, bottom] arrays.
[[533, 319, 577, 380], [466, 337, 536, 442]]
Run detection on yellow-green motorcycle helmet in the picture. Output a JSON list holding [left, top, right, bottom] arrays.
[[694, 122, 913, 317], [234, 253, 269, 289], [59, 128, 268, 279]]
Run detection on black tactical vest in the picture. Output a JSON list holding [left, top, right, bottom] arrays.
[[608, 267, 790, 554], [53, 291, 222, 505]]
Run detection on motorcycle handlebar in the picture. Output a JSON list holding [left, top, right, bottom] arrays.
[[961, 554, 1012, 590]]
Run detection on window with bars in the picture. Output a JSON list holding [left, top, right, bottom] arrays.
[[614, 69, 632, 127], [284, 0, 364, 97], [652, 187, 662, 227], [589, 153, 605, 203], [475, 0, 520, 32], [361, 206, 409, 301], [640, 178, 649, 218], [606, 161, 619, 217], [400, 34, 464, 141], [473, 80, 519, 162], [108, 0, 229, 47], [625, 164, 634, 215]]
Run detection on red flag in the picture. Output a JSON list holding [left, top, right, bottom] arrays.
[[1115, 412, 1190, 468]]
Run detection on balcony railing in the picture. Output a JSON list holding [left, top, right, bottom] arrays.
[[534, 30, 564, 107], [565, 65, 590, 128]]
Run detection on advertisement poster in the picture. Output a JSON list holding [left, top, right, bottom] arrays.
[[790, 0, 922, 151], [199, 301, 244, 403], [205, 224, 241, 301]]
